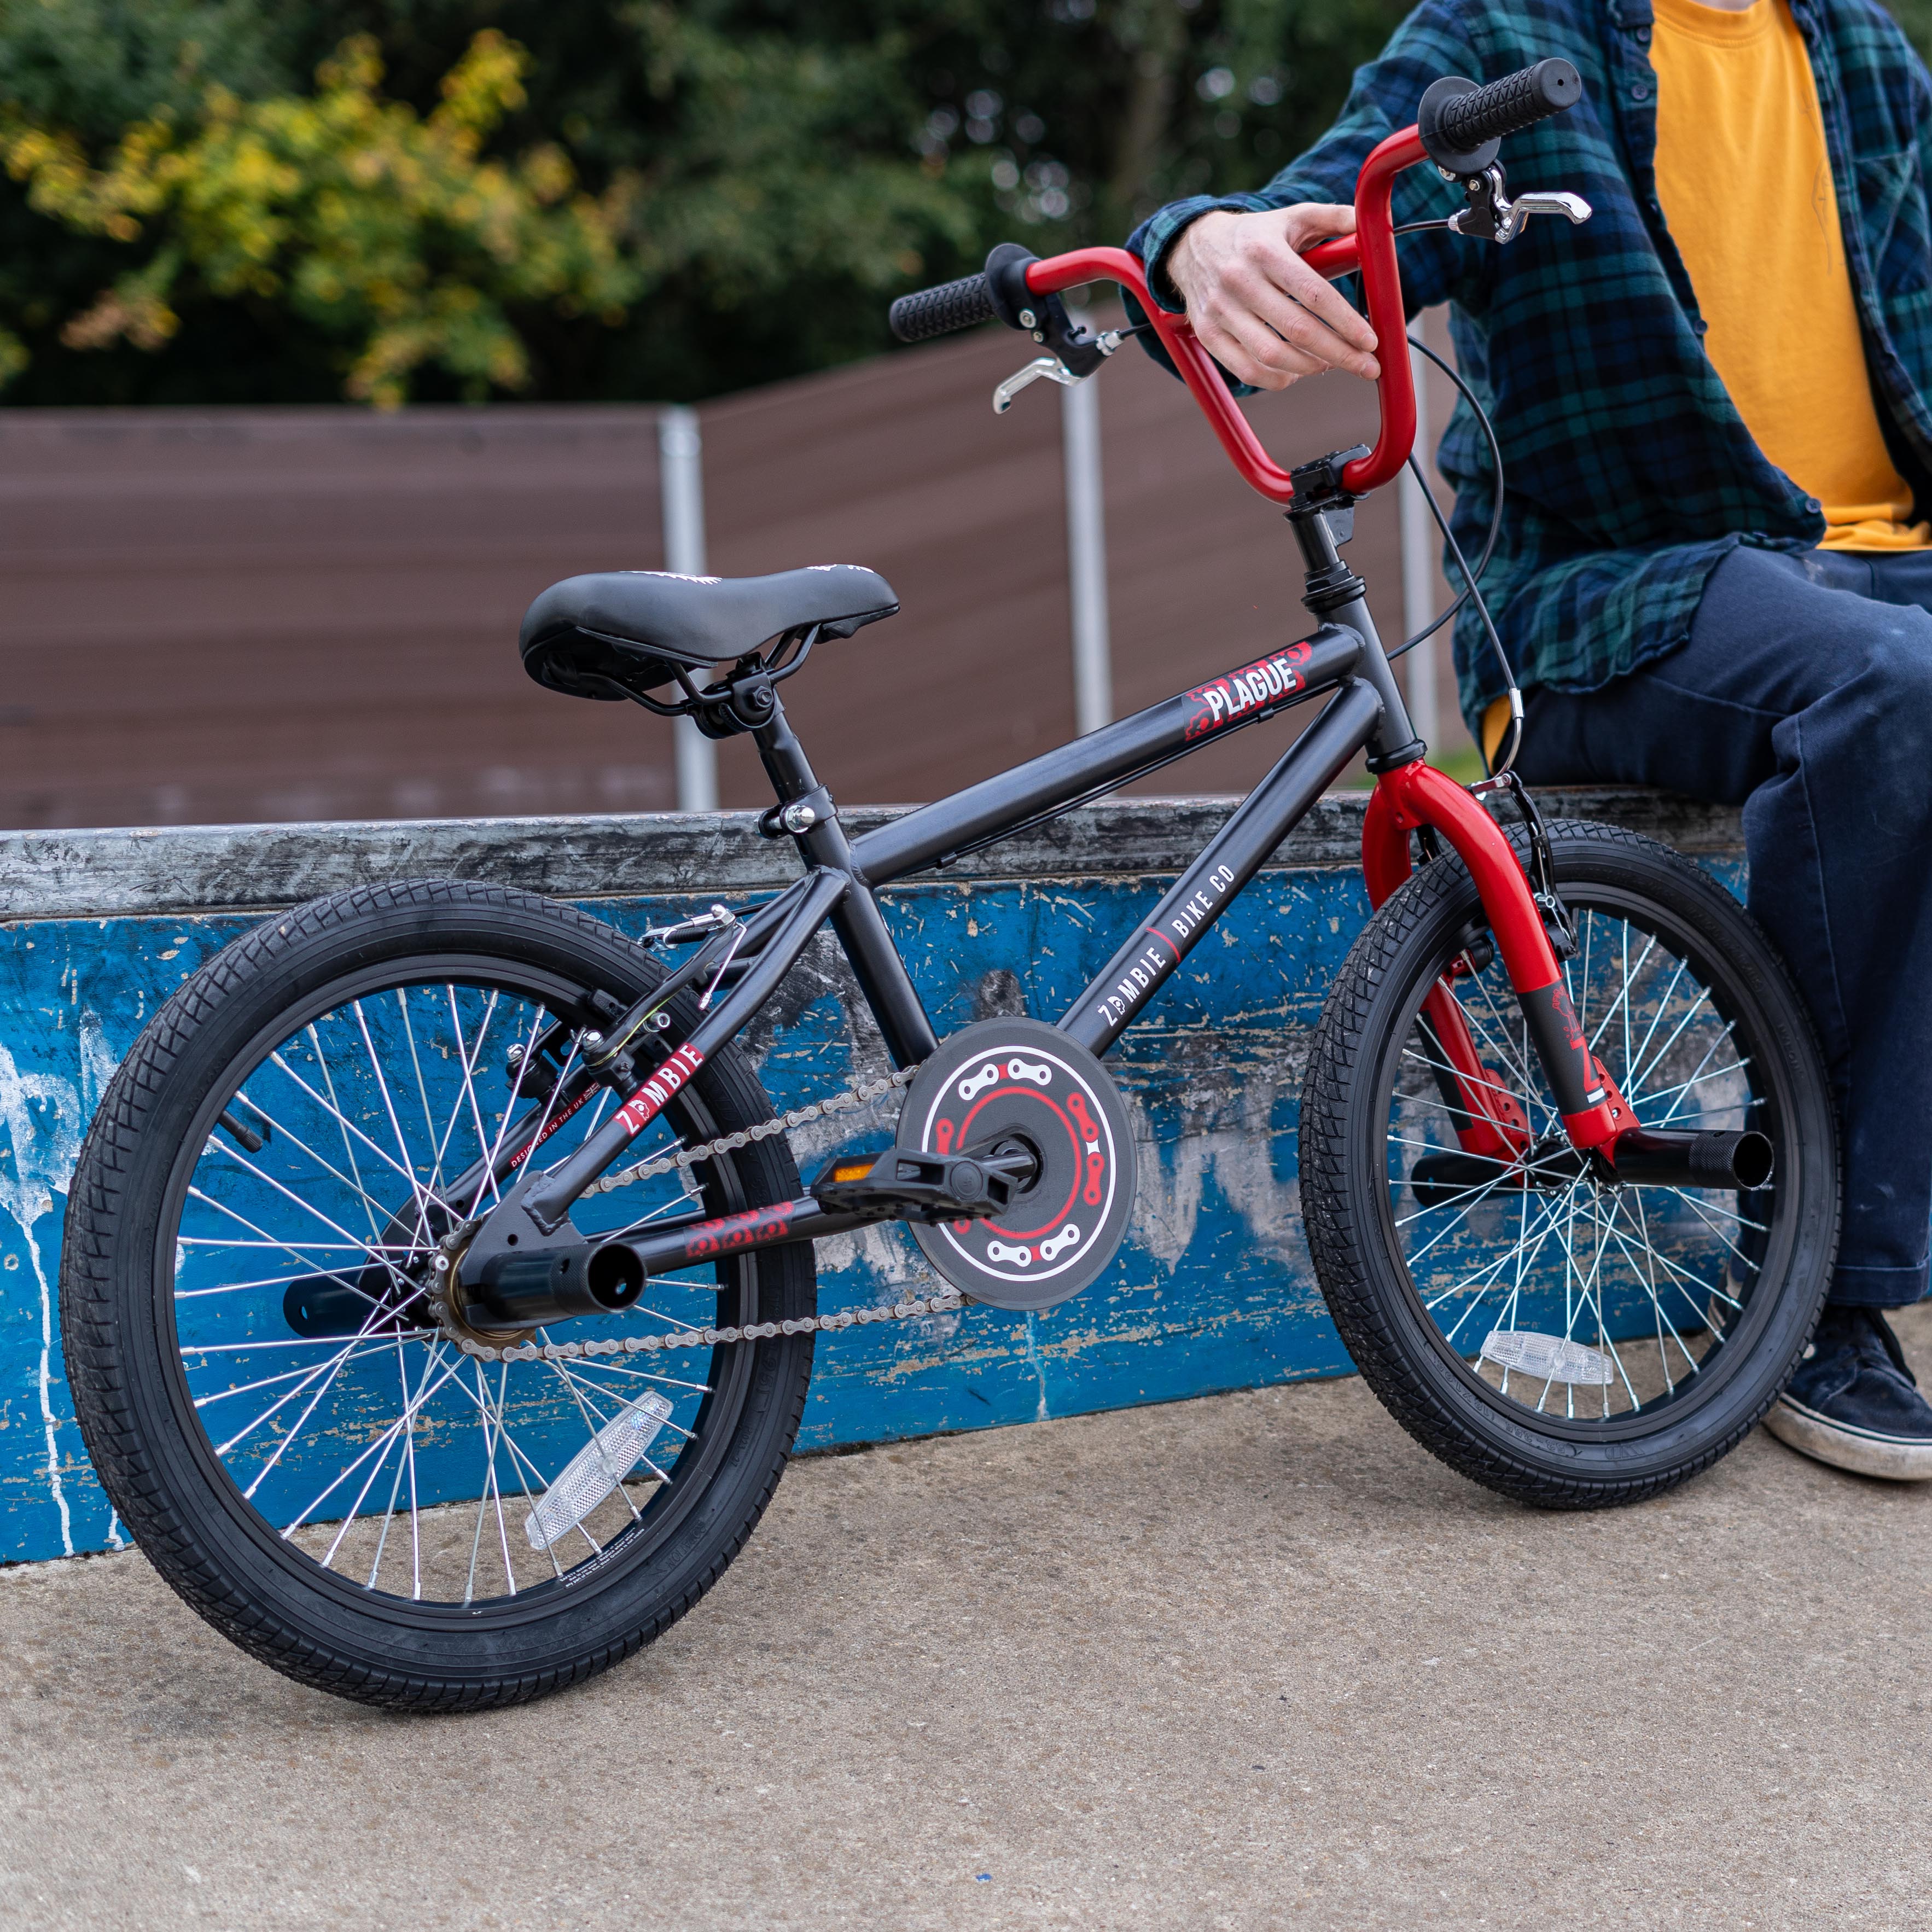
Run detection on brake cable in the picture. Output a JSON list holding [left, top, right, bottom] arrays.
[[1382, 331, 1522, 777]]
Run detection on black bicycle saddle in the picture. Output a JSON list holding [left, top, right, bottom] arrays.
[[520, 564, 899, 700]]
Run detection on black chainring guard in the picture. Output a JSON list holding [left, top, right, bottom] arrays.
[[897, 1017, 1136, 1312]]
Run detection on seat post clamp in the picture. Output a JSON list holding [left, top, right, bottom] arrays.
[[758, 785, 838, 840]]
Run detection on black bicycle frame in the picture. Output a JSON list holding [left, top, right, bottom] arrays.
[[474, 507, 1419, 1259]]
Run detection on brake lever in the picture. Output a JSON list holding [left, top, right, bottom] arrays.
[[993, 357, 1080, 414], [1497, 191, 1593, 239], [993, 327, 1138, 416], [1447, 162, 1592, 244]]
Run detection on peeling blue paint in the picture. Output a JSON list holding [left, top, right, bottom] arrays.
[[0, 848, 1754, 1564]]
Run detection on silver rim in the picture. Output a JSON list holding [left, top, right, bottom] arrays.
[[166, 973, 760, 1607]]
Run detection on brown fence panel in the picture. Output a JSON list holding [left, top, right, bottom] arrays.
[[0, 326, 1465, 831], [697, 326, 1072, 808], [0, 406, 680, 829]]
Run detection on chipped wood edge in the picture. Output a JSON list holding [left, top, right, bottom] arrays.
[[0, 789, 1744, 923]]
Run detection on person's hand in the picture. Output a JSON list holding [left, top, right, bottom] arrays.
[[1165, 204, 1381, 391]]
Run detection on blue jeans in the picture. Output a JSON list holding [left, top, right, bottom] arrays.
[[1514, 546, 1932, 1308]]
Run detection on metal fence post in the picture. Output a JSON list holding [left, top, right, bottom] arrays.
[[1397, 324, 1440, 749], [1062, 374, 1112, 737], [658, 405, 719, 812]]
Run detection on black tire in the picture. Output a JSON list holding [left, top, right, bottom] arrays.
[[60, 878, 816, 1710], [1300, 819, 1838, 1508]]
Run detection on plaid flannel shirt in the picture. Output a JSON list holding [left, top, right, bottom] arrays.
[[1127, 0, 1932, 727]]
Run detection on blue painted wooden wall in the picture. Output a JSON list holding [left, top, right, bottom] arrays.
[[0, 866, 1375, 1564]]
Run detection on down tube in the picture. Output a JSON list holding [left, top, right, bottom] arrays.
[[1062, 679, 1384, 1056]]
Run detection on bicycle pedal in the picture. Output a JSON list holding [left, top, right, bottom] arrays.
[[809, 1145, 1034, 1224]]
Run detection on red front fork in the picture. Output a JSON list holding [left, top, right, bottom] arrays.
[[1364, 763, 1625, 1154]]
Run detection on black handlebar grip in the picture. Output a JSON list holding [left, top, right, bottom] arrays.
[[889, 273, 998, 344], [1418, 59, 1582, 174]]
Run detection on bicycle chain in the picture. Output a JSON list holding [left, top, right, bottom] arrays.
[[456, 1290, 967, 1364], [456, 1058, 953, 1364], [584, 1062, 921, 1195]]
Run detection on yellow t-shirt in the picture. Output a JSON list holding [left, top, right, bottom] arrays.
[[1650, 0, 1927, 552], [1481, 0, 1926, 766]]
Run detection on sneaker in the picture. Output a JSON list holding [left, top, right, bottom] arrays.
[[1763, 1306, 1932, 1480]]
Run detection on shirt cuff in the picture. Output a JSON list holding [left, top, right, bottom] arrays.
[[1127, 193, 1275, 310]]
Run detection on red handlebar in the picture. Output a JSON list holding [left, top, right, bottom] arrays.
[[1023, 126, 1428, 504]]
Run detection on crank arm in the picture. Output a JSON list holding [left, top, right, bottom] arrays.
[[808, 1141, 1036, 1221]]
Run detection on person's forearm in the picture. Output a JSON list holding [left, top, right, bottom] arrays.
[[1164, 205, 1381, 391]]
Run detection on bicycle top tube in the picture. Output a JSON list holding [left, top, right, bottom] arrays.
[[1022, 125, 1427, 506]]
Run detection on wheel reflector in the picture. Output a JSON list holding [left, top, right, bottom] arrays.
[[1479, 1329, 1615, 1386], [526, 1391, 672, 1549]]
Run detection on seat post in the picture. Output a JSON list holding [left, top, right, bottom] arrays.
[[749, 691, 939, 1067], [748, 689, 820, 804]]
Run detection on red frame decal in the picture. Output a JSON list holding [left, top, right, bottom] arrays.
[[512, 1081, 596, 1167], [1183, 643, 1314, 742], [615, 1041, 706, 1138], [681, 1200, 794, 1262]]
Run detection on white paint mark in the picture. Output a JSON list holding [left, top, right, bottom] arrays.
[[77, 1009, 120, 1116], [1023, 1312, 1049, 1422], [1126, 1064, 1306, 1272], [814, 1219, 924, 1289], [0, 1037, 86, 1555]]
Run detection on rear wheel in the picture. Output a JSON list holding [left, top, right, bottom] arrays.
[[60, 878, 815, 1709], [1300, 820, 1838, 1508]]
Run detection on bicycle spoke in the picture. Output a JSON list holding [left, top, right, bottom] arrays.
[[160, 958, 799, 1614], [1384, 882, 1785, 1430], [468, 1003, 551, 1217]]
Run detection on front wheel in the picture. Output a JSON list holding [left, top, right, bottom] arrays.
[[61, 878, 816, 1710], [1300, 819, 1838, 1508]]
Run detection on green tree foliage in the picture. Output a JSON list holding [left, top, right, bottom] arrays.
[[0, 0, 1924, 405], [0, 32, 639, 404], [1888, 0, 1932, 61]]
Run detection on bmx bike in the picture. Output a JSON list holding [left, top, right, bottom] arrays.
[[61, 61, 1837, 1709]]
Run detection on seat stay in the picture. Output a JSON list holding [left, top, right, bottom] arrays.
[[518, 865, 854, 1230]]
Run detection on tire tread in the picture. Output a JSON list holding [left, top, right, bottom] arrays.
[[1298, 820, 1837, 1510]]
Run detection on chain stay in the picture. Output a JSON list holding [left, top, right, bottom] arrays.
[[459, 1058, 939, 1363]]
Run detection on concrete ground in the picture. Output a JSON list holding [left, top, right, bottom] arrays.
[[5, 1313, 1932, 1931]]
